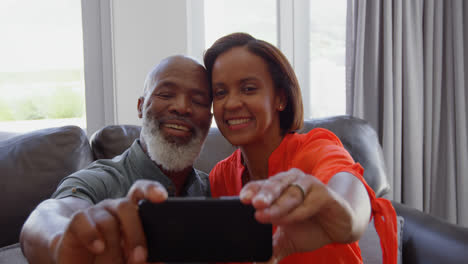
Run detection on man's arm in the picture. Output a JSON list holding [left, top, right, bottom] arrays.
[[20, 197, 92, 263], [20, 180, 169, 264]]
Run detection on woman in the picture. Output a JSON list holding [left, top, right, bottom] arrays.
[[205, 33, 397, 264]]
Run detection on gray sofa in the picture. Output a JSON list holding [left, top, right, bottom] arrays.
[[1, 116, 467, 263]]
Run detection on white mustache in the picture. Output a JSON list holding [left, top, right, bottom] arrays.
[[153, 115, 198, 136]]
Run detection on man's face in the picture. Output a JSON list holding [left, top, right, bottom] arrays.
[[138, 57, 212, 171]]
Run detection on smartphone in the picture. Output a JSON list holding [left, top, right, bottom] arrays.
[[138, 197, 272, 262]]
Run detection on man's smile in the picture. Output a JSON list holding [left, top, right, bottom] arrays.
[[160, 121, 194, 139], [164, 123, 190, 131]]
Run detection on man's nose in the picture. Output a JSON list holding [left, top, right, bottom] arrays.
[[169, 96, 192, 116]]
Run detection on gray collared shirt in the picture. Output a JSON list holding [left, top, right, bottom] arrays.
[[52, 140, 210, 203]]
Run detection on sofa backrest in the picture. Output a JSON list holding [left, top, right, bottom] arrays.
[[91, 115, 390, 197], [197, 116, 390, 197], [0, 126, 94, 247], [90, 124, 141, 160]]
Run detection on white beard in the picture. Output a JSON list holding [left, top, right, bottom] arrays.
[[140, 112, 208, 172]]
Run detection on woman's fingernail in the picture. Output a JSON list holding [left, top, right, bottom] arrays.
[[240, 190, 253, 200], [132, 246, 146, 263], [92, 239, 105, 252], [254, 193, 272, 204]]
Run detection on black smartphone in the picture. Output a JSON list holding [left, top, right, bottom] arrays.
[[138, 197, 272, 262]]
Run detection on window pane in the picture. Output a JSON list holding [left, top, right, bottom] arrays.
[[0, 0, 85, 133], [308, 0, 346, 118], [204, 0, 277, 48]]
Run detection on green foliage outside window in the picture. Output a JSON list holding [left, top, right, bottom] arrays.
[[0, 69, 85, 121]]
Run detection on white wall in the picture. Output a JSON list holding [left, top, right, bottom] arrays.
[[111, 0, 189, 125]]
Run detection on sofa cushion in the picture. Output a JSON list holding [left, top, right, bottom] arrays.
[[89, 125, 237, 175], [392, 201, 468, 264], [195, 127, 237, 174], [0, 126, 93, 247], [359, 215, 404, 264], [359, 219, 382, 263], [0, 243, 26, 264], [89, 116, 390, 198], [90, 125, 141, 160], [0, 131, 20, 141]]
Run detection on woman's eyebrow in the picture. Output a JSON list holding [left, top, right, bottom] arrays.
[[239, 77, 258, 84], [213, 77, 258, 87], [212, 81, 226, 88]]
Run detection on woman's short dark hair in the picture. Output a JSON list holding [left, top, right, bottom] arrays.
[[204, 32, 304, 134]]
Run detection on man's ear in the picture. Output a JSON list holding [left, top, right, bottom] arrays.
[[137, 96, 144, 118]]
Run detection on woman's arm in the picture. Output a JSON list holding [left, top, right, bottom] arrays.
[[322, 171, 371, 242], [239, 169, 371, 262]]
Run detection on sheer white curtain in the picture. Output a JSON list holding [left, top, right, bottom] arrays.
[[346, 0, 468, 226]]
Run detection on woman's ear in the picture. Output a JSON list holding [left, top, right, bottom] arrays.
[[276, 92, 287, 111], [277, 103, 285, 111], [137, 96, 144, 118]]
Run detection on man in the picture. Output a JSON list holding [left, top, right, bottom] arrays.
[[20, 55, 213, 264]]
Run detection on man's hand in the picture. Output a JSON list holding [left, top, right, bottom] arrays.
[[51, 180, 169, 264]]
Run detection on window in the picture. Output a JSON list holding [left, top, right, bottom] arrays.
[[308, 0, 347, 118], [190, 0, 347, 120], [204, 0, 277, 48], [0, 0, 85, 133]]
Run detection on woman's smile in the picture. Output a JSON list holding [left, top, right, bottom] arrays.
[[226, 117, 253, 130]]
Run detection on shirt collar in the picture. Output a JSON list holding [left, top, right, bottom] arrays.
[[127, 139, 203, 196]]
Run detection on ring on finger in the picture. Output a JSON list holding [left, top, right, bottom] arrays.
[[289, 182, 306, 200]]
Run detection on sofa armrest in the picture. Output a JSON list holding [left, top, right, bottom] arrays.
[[392, 201, 468, 264], [0, 243, 27, 264]]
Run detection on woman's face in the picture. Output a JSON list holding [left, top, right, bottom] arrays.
[[211, 46, 283, 146]]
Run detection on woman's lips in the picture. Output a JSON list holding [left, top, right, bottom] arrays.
[[226, 118, 252, 130]]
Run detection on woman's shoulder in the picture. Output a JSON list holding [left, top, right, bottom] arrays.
[[270, 128, 344, 170], [285, 127, 343, 147]]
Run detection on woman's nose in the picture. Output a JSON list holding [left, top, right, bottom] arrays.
[[223, 93, 242, 110]]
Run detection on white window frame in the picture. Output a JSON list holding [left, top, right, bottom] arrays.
[[80, 0, 343, 133], [186, 0, 312, 118], [81, 0, 115, 136], [186, 0, 206, 64]]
